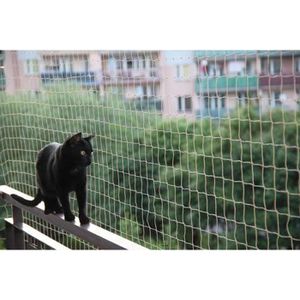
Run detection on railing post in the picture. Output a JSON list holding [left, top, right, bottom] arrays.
[[5, 221, 15, 249], [5, 206, 25, 249]]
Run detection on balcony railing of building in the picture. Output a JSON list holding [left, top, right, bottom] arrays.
[[41, 72, 99, 87], [194, 50, 300, 60], [103, 69, 160, 85], [195, 75, 259, 94], [259, 73, 300, 87], [196, 108, 228, 119], [0, 52, 4, 90], [130, 97, 162, 111], [0, 74, 5, 90], [0, 185, 146, 250]]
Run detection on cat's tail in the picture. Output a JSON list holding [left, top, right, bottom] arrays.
[[11, 189, 43, 207]]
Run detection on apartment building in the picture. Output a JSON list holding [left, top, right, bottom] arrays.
[[4, 51, 41, 95], [160, 51, 197, 119], [195, 51, 259, 118], [2, 50, 300, 118], [0, 51, 5, 90], [40, 51, 102, 89], [101, 51, 161, 109], [3, 51, 102, 94], [258, 51, 300, 111], [195, 50, 300, 117]]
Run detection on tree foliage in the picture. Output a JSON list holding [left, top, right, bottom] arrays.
[[114, 108, 300, 249]]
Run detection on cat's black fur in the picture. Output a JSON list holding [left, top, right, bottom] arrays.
[[11, 132, 94, 225]]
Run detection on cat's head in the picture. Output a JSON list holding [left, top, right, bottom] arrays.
[[62, 132, 94, 167]]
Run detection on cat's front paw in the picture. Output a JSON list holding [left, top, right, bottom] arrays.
[[64, 212, 75, 222], [79, 214, 90, 225]]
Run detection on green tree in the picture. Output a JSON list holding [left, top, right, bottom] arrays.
[[114, 108, 300, 249]]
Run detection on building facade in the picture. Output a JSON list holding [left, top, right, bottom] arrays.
[[195, 50, 300, 118], [101, 51, 161, 109], [160, 51, 197, 119], [2, 50, 300, 118]]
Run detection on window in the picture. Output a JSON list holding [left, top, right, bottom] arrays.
[[207, 63, 222, 76], [24, 59, 39, 75], [149, 70, 157, 78], [84, 57, 89, 73], [149, 84, 157, 97], [108, 58, 117, 71], [142, 85, 147, 97], [204, 96, 209, 109], [178, 96, 193, 113], [143, 57, 149, 69], [204, 94, 226, 111], [185, 97, 192, 111], [61, 57, 73, 73], [176, 65, 181, 79], [183, 65, 190, 79], [297, 89, 300, 108], [135, 85, 143, 98], [44, 57, 59, 72], [176, 64, 190, 80], [269, 58, 281, 75], [127, 60, 133, 69], [246, 60, 256, 75], [140, 56, 146, 69], [150, 60, 156, 68], [295, 57, 300, 73], [116, 59, 123, 70], [270, 91, 282, 107], [178, 96, 183, 112], [238, 92, 248, 107], [228, 61, 245, 76]]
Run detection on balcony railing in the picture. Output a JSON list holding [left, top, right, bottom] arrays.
[[196, 108, 229, 119], [259, 74, 300, 87], [0, 185, 146, 250], [195, 75, 259, 94], [0, 74, 5, 90], [103, 69, 159, 85], [194, 50, 257, 59], [130, 97, 162, 111], [41, 71, 98, 87]]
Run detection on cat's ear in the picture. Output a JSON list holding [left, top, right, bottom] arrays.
[[67, 132, 82, 145], [84, 135, 94, 142]]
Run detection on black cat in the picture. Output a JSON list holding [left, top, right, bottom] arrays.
[[11, 132, 94, 225]]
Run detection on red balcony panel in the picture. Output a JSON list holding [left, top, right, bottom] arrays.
[[259, 74, 300, 87]]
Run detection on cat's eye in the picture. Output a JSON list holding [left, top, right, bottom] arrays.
[[80, 150, 86, 156]]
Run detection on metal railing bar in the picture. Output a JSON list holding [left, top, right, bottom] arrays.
[[0, 185, 147, 250]]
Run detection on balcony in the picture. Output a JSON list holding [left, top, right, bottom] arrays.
[[130, 97, 162, 111], [41, 71, 99, 87], [195, 75, 259, 94], [0, 74, 5, 90], [103, 69, 160, 85], [259, 74, 300, 88], [196, 108, 228, 119], [194, 50, 257, 60]]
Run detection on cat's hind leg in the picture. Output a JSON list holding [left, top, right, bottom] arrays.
[[53, 198, 63, 214], [43, 197, 63, 215], [44, 198, 54, 215]]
